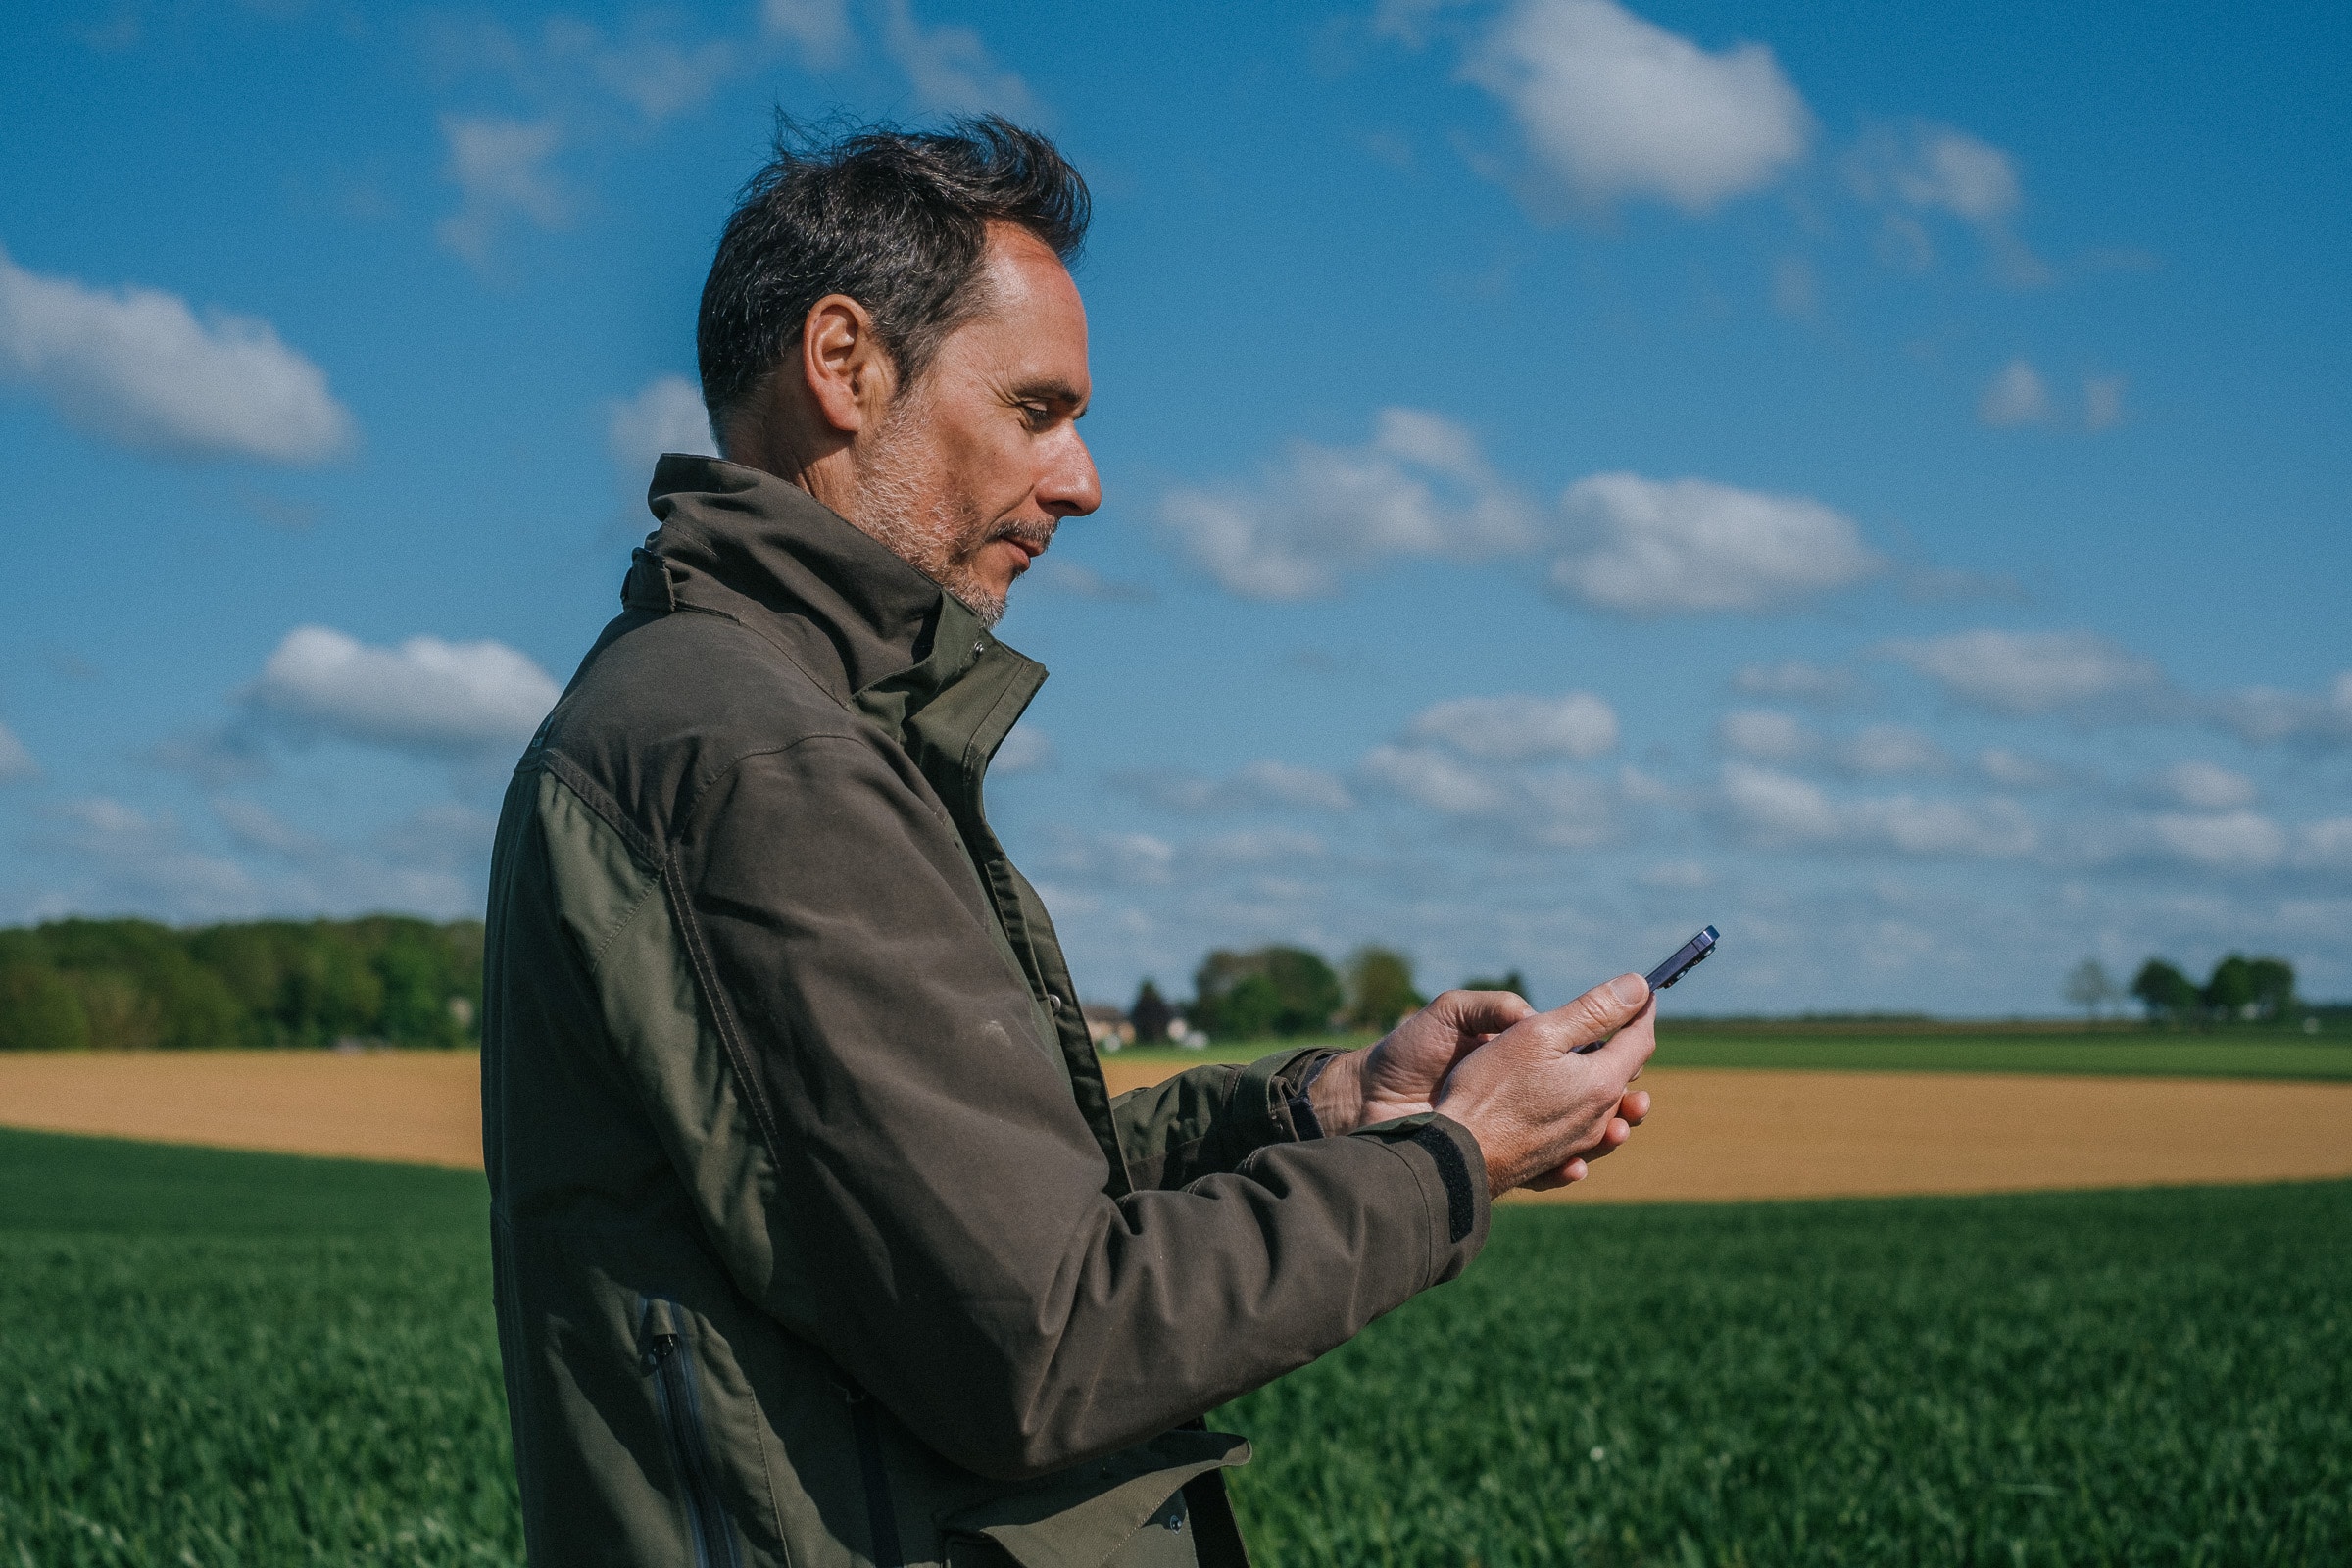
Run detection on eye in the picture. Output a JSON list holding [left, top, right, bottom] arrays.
[[1019, 402, 1053, 429]]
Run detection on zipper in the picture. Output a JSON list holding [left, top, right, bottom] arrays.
[[839, 1380, 906, 1568], [642, 1298, 742, 1568]]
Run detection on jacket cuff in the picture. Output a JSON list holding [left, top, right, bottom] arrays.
[[1187, 1047, 1328, 1177], [1348, 1112, 1491, 1284]]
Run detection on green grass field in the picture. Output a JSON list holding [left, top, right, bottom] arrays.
[[4, 1127, 2346, 1565], [1112, 1023, 2352, 1081]]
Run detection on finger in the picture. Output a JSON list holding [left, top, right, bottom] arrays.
[[1619, 1089, 1650, 1126], [1583, 1116, 1632, 1161], [1427, 987, 1539, 1037], [1547, 973, 1651, 1054]]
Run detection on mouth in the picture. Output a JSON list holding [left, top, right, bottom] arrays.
[[994, 521, 1056, 570]]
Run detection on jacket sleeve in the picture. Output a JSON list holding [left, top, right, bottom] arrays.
[[673, 735, 1491, 1483], [1107, 1049, 1331, 1190]]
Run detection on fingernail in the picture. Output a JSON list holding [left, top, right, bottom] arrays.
[[1609, 974, 1646, 1005]]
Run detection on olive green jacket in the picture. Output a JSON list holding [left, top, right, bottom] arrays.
[[481, 455, 1492, 1568]]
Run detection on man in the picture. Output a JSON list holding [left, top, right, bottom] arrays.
[[483, 118, 1657, 1568]]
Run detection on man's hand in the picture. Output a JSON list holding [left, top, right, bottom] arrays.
[[1308, 988, 1538, 1138], [1434, 975, 1657, 1196]]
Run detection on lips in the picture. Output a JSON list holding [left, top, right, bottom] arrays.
[[994, 521, 1056, 565]]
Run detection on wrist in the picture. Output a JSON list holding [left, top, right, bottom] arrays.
[[1306, 1047, 1368, 1138]]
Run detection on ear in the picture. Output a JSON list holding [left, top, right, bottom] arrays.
[[801, 294, 898, 435]]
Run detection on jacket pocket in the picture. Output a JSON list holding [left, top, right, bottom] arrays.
[[641, 1296, 745, 1568]]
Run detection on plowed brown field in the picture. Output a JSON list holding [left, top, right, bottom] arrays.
[[4, 1052, 2349, 1200]]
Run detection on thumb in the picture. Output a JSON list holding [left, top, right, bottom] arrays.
[[1549, 973, 1650, 1051]]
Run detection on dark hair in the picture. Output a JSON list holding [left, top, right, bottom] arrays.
[[697, 114, 1091, 429]]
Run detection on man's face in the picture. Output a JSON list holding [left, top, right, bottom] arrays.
[[850, 224, 1100, 626]]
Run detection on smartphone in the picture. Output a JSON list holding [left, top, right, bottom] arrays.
[[1644, 925, 1720, 994], [1573, 926, 1719, 1052]]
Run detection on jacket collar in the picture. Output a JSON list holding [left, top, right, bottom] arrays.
[[631, 453, 1014, 708]]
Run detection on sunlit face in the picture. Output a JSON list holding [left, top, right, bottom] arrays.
[[849, 224, 1100, 626]]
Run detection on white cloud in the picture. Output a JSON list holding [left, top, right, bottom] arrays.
[[0, 244, 354, 465], [1232, 760, 1357, 812], [2084, 375, 2126, 430], [1720, 763, 2035, 858], [1978, 747, 2066, 790], [1552, 472, 1881, 613], [1718, 761, 1839, 843], [1639, 859, 1710, 889], [2148, 810, 2287, 873], [1716, 710, 1814, 762], [2299, 818, 2352, 873], [608, 374, 714, 477], [1733, 660, 1857, 704], [1874, 125, 2019, 221], [1887, 629, 2162, 715], [437, 115, 571, 265], [2152, 760, 2256, 811], [764, 0, 855, 63], [1362, 744, 1505, 815], [1361, 744, 1613, 847], [49, 797, 261, 918], [2211, 672, 2352, 748], [1040, 829, 1175, 887], [992, 721, 1054, 774], [1158, 408, 1537, 599], [879, 0, 1038, 116], [1979, 358, 2051, 426], [597, 35, 737, 122], [1463, 0, 1811, 213], [375, 802, 500, 873], [1035, 562, 1156, 603], [1120, 760, 1356, 814], [212, 797, 322, 858], [247, 625, 562, 757], [1195, 828, 1327, 865], [1838, 723, 1948, 776], [1406, 691, 1618, 761], [0, 721, 34, 781], [1847, 122, 2048, 286]]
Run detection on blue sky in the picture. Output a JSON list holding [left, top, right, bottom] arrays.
[[3, 0, 2347, 1015]]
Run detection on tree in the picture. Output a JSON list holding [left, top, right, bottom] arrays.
[[1190, 945, 1344, 1040], [0, 963, 90, 1051], [1128, 980, 1174, 1045], [1220, 974, 1283, 1041], [2063, 958, 2116, 1021], [2246, 956, 2296, 1021], [2203, 955, 2256, 1021], [2130, 957, 2200, 1024], [1344, 947, 1424, 1031]]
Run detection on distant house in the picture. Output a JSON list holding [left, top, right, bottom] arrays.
[[1081, 1004, 1135, 1052]]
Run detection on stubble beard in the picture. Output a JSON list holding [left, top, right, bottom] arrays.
[[851, 394, 1053, 630]]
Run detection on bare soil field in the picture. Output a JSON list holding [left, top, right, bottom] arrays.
[[3, 1052, 2349, 1200], [0, 1051, 483, 1169]]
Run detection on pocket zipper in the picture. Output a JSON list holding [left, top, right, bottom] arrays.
[[643, 1298, 742, 1568]]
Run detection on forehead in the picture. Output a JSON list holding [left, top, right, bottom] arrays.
[[937, 223, 1088, 378], [975, 221, 1085, 323]]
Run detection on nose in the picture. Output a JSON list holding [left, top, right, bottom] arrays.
[[1039, 428, 1102, 519]]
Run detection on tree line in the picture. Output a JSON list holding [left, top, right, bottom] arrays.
[[2066, 953, 2301, 1025], [1126, 945, 1530, 1046], [0, 917, 483, 1052]]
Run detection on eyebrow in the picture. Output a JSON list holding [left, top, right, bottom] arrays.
[[1013, 376, 1090, 415]]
